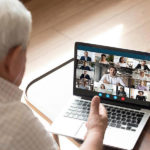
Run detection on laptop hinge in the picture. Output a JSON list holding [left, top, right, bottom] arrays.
[[80, 96, 142, 110], [102, 99, 141, 110], [81, 96, 91, 101]]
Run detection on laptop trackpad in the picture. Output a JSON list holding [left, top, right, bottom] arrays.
[[51, 118, 84, 137], [75, 123, 87, 140]]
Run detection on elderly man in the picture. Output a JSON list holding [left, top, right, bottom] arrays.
[[0, 0, 107, 150]]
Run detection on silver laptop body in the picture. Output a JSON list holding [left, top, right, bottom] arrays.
[[51, 42, 150, 150]]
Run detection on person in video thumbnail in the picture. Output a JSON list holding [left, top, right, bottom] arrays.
[[138, 71, 149, 81], [99, 54, 109, 64], [99, 66, 125, 86], [117, 86, 126, 97], [80, 61, 91, 71], [132, 70, 149, 81], [117, 56, 127, 67], [137, 80, 147, 91], [80, 51, 91, 61], [136, 91, 146, 101], [79, 80, 89, 90], [80, 70, 91, 80], [100, 84, 105, 89], [99, 84, 106, 93], [135, 60, 150, 71]]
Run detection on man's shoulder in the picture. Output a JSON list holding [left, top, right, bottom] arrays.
[[1, 102, 36, 130], [12, 102, 34, 120], [80, 66, 84, 69], [100, 74, 109, 80], [88, 56, 91, 60], [137, 64, 141, 67]]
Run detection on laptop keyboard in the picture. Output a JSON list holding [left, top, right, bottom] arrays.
[[64, 100, 144, 131], [105, 105, 144, 131], [64, 100, 90, 121]]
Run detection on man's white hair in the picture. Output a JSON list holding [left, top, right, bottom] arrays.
[[0, 0, 32, 60]]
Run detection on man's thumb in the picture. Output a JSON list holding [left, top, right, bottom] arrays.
[[89, 96, 100, 116]]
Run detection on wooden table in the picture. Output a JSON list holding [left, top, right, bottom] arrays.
[[20, 0, 31, 3], [25, 58, 150, 150]]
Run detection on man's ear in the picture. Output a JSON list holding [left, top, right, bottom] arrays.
[[4, 46, 23, 74], [3, 45, 26, 85]]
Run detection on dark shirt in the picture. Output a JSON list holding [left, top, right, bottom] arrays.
[[136, 95, 146, 101], [80, 56, 91, 61], [80, 66, 91, 71], [117, 91, 126, 97], [134, 64, 150, 71], [80, 74, 91, 80]]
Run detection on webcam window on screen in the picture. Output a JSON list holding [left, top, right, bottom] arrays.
[[75, 45, 150, 105]]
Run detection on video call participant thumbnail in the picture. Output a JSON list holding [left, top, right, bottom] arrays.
[[117, 56, 127, 67], [80, 51, 91, 61], [99, 84, 106, 93], [137, 80, 147, 91], [135, 60, 150, 71], [117, 86, 126, 97], [80, 61, 91, 71], [136, 91, 146, 101], [138, 71, 149, 81], [99, 54, 109, 64], [80, 70, 91, 80], [100, 84, 105, 89], [78, 80, 89, 90], [99, 66, 125, 86]]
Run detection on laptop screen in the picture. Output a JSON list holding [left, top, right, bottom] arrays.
[[74, 42, 150, 107]]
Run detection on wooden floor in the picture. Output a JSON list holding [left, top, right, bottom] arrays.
[[21, 0, 150, 88]]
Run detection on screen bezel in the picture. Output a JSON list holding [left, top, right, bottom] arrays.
[[73, 42, 150, 109]]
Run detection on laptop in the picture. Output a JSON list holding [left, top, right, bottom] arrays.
[[51, 42, 150, 150]]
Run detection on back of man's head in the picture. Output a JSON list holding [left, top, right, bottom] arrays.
[[0, 0, 32, 60]]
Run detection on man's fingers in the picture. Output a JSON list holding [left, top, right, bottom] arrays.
[[99, 104, 107, 118], [89, 96, 100, 116]]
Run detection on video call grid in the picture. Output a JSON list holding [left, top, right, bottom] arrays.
[[75, 50, 150, 102]]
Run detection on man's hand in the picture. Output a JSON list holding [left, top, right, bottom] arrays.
[[103, 79, 110, 84], [86, 96, 107, 138], [80, 96, 107, 150]]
